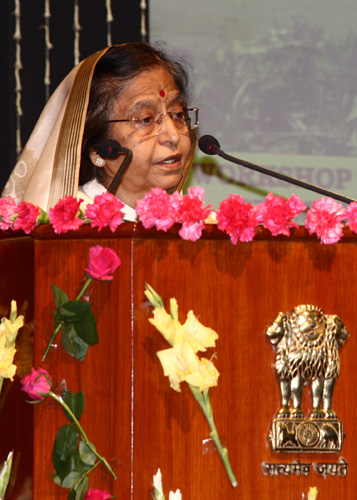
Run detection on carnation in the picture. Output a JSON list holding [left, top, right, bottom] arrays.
[[175, 187, 212, 241], [346, 202, 357, 233], [13, 201, 40, 234], [49, 196, 84, 234], [0, 196, 17, 231], [254, 193, 307, 237], [85, 192, 124, 232], [217, 194, 258, 244], [305, 197, 347, 244], [136, 188, 177, 231]]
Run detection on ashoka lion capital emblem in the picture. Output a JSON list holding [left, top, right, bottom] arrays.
[[266, 304, 349, 452]]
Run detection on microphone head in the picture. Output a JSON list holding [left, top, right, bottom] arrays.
[[97, 139, 123, 159], [198, 135, 221, 155]]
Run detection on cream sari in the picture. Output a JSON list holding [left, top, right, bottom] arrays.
[[2, 46, 197, 211]]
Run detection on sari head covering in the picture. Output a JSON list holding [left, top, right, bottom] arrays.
[[2, 45, 197, 211]]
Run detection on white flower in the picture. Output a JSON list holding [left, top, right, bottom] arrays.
[[169, 490, 182, 500]]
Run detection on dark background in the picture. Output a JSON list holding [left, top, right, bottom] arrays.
[[0, 0, 147, 192]]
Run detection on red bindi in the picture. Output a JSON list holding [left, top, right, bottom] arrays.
[[159, 89, 165, 97]]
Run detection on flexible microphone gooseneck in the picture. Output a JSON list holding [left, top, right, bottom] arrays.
[[198, 135, 357, 204], [96, 139, 133, 194]]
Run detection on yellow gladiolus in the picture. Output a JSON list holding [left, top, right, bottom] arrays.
[[308, 487, 318, 500], [182, 311, 218, 351], [149, 308, 180, 346], [184, 357, 219, 391], [157, 342, 200, 392], [0, 301, 24, 388]]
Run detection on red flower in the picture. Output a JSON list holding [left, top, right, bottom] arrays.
[[0, 196, 17, 230], [175, 187, 212, 241], [84, 488, 112, 500], [305, 197, 346, 244], [254, 193, 306, 236], [49, 196, 84, 234], [21, 368, 52, 401], [85, 245, 121, 281], [136, 188, 176, 231], [13, 201, 40, 234], [346, 202, 357, 233], [217, 194, 258, 244], [85, 192, 124, 232]]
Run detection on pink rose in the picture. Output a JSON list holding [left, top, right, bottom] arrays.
[[0, 196, 17, 230], [85, 192, 124, 232], [13, 201, 40, 234], [49, 196, 84, 234], [84, 488, 112, 500], [85, 245, 121, 281], [21, 367, 52, 401]]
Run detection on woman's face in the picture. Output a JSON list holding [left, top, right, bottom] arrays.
[[99, 67, 192, 207]]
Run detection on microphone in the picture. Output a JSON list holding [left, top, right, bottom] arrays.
[[198, 135, 357, 204], [97, 139, 131, 158], [96, 139, 133, 194]]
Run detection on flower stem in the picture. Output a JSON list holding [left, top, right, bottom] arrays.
[[189, 385, 237, 487], [49, 392, 117, 480], [42, 323, 62, 362], [41, 278, 93, 362], [76, 277, 92, 301]]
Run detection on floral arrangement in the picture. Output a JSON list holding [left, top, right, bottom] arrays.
[[3, 244, 121, 499], [21, 367, 115, 500], [1, 188, 357, 244], [145, 283, 237, 488], [42, 244, 121, 362], [152, 469, 182, 500]]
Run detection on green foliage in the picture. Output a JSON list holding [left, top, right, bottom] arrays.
[[62, 389, 85, 422], [51, 283, 98, 361]]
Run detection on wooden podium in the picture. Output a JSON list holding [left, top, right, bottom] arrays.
[[0, 223, 356, 499]]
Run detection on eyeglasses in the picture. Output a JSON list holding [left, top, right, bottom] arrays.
[[106, 107, 199, 138]]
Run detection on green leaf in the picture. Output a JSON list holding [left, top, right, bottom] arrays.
[[78, 441, 97, 467], [72, 310, 98, 346], [61, 324, 89, 361], [58, 301, 93, 323], [53, 424, 79, 467], [73, 474, 89, 500], [60, 471, 84, 489], [52, 283, 70, 310], [62, 389, 85, 421]]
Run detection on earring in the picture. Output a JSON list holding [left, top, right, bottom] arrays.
[[95, 156, 105, 167]]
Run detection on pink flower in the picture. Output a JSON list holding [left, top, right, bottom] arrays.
[[216, 194, 258, 244], [136, 188, 177, 231], [0, 196, 17, 230], [179, 220, 206, 242], [346, 202, 357, 233], [49, 196, 84, 234], [85, 245, 121, 281], [85, 192, 124, 232], [254, 193, 307, 236], [175, 187, 212, 241], [84, 489, 112, 500], [13, 201, 40, 234], [305, 197, 346, 244], [21, 368, 52, 401]]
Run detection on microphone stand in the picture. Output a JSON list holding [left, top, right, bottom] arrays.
[[212, 145, 357, 205], [107, 150, 133, 195]]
